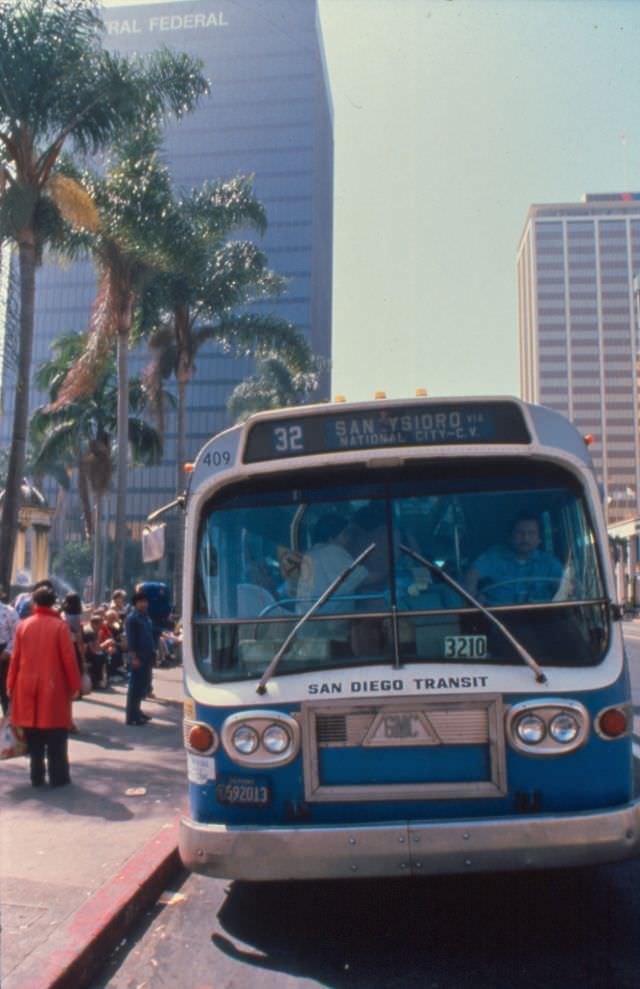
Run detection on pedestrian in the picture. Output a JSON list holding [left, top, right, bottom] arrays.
[[137, 582, 171, 698], [7, 584, 80, 787], [103, 609, 126, 678], [83, 615, 110, 689], [61, 592, 87, 732], [124, 590, 154, 726], [110, 588, 129, 620], [0, 587, 19, 716], [61, 592, 86, 674]]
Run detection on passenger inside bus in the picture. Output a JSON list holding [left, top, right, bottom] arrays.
[[465, 513, 565, 605], [294, 513, 368, 610], [349, 502, 389, 592]]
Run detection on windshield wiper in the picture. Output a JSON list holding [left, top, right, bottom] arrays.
[[256, 542, 376, 695], [399, 545, 547, 684]]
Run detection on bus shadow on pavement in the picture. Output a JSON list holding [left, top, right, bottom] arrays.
[[211, 864, 639, 989]]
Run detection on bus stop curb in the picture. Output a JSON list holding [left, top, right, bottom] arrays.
[[5, 817, 184, 989]]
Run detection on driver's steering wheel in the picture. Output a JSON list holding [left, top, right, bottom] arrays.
[[479, 576, 564, 603]]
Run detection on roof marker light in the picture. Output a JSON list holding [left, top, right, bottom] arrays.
[[334, 395, 346, 403], [415, 388, 428, 397], [374, 391, 386, 399], [583, 434, 594, 447], [184, 462, 194, 473]]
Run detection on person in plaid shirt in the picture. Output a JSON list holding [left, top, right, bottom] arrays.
[[0, 589, 19, 716]]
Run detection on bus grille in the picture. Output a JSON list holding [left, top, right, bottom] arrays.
[[315, 709, 489, 747], [302, 695, 506, 803]]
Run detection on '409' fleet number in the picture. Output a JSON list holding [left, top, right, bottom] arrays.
[[202, 450, 232, 467], [444, 635, 488, 659]]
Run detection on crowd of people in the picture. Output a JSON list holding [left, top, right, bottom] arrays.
[[0, 579, 182, 788]]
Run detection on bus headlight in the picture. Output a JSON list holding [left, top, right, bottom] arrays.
[[262, 724, 291, 754], [549, 712, 579, 744], [232, 725, 259, 755], [515, 714, 546, 745], [507, 699, 589, 755], [221, 710, 301, 767]]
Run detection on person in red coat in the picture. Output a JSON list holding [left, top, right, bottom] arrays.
[[7, 584, 80, 787]]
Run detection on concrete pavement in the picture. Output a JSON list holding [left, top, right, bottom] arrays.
[[0, 666, 187, 989]]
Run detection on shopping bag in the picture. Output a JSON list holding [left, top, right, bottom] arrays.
[[0, 717, 27, 759]]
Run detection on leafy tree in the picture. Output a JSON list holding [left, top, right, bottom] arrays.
[[51, 539, 92, 594], [51, 533, 160, 603], [227, 355, 322, 422], [0, 0, 208, 592], [30, 331, 164, 600]]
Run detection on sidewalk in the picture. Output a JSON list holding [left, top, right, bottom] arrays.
[[0, 666, 187, 989]]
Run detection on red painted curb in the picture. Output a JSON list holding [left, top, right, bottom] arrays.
[[7, 816, 184, 989]]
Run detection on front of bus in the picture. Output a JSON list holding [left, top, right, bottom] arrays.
[[179, 397, 640, 879]]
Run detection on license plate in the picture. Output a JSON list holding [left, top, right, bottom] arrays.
[[215, 776, 271, 806], [444, 635, 487, 659]]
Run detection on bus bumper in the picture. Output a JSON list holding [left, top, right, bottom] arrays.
[[179, 799, 640, 880]]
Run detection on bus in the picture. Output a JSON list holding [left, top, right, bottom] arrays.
[[163, 395, 640, 880]]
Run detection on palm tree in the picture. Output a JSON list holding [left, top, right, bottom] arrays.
[[30, 331, 163, 601], [227, 355, 322, 422], [141, 175, 315, 599], [0, 0, 208, 591], [53, 128, 200, 587], [143, 174, 314, 496]]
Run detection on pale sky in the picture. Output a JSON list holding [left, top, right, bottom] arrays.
[[102, 0, 640, 402]]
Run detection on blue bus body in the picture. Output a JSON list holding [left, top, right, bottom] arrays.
[[173, 397, 640, 879]]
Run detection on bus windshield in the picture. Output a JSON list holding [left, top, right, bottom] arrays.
[[192, 461, 609, 682]]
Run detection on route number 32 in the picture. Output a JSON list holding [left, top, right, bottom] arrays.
[[274, 425, 304, 452]]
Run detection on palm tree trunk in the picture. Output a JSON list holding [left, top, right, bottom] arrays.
[[173, 374, 188, 610], [0, 235, 37, 592], [54, 483, 68, 572], [78, 463, 94, 540], [92, 491, 104, 605], [113, 327, 129, 589]]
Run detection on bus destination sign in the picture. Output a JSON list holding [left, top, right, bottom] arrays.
[[243, 401, 530, 463]]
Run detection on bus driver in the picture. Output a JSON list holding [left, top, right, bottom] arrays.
[[465, 514, 565, 606]]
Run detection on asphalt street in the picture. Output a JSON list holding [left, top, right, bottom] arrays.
[[93, 629, 640, 989]]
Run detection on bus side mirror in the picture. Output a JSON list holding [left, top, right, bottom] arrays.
[[142, 523, 166, 563]]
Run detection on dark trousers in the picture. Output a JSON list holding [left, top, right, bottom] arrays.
[[126, 660, 150, 722], [24, 727, 70, 786], [0, 654, 8, 717]]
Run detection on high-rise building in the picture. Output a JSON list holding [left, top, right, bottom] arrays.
[[517, 193, 640, 524], [0, 0, 333, 552]]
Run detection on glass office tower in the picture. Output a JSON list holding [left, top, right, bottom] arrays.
[[0, 0, 333, 556], [517, 193, 640, 525]]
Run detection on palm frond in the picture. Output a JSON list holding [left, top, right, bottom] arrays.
[[195, 313, 313, 374], [48, 174, 99, 232], [51, 268, 118, 407], [31, 421, 82, 474], [128, 417, 163, 466]]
